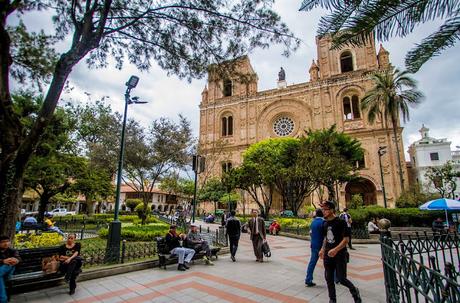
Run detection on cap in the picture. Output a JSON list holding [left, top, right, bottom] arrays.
[[169, 225, 177, 229]]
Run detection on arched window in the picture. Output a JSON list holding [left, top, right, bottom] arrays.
[[340, 51, 354, 73], [221, 115, 233, 136], [343, 95, 361, 120], [222, 162, 232, 174], [223, 79, 232, 97]]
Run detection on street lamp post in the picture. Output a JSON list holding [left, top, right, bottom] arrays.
[[192, 155, 205, 223], [378, 146, 388, 208], [106, 75, 146, 261]]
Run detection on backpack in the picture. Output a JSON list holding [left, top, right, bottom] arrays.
[[156, 237, 170, 254]]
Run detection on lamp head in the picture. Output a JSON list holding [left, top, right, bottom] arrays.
[[378, 146, 387, 156], [126, 76, 139, 89]]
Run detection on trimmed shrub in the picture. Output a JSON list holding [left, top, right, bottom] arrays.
[[349, 206, 444, 228], [349, 194, 363, 209], [125, 199, 143, 212], [98, 223, 178, 241]]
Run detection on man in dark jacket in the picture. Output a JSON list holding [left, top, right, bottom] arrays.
[[225, 210, 241, 262], [0, 236, 21, 303], [164, 225, 195, 271]]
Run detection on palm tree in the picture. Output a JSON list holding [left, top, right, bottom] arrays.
[[299, 0, 460, 72], [361, 68, 424, 192]]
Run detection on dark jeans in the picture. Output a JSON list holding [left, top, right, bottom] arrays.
[[347, 227, 353, 249], [60, 257, 82, 291], [0, 265, 15, 303], [228, 235, 240, 257], [305, 247, 320, 284], [324, 250, 358, 301], [193, 241, 211, 257]]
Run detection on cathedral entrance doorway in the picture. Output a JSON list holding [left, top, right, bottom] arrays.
[[345, 178, 377, 206]]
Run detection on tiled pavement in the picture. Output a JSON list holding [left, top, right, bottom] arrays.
[[11, 228, 386, 302]]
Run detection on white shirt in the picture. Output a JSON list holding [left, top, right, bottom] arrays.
[[368, 221, 379, 232]]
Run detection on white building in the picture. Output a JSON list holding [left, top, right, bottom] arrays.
[[408, 125, 460, 197]]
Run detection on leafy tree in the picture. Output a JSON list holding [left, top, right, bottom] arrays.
[[159, 173, 195, 204], [198, 177, 226, 215], [302, 126, 364, 201], [73, 162, 113, 215], [299, 0, 460, 72], [124, 116, 193, 224], [425, 161, 459, 198], [66, 99, 122, 175], [361, 69, 424, 192], [0, 0, 298, 239], [349, 194, 363, 209], [125, 198, 142, 212], [396, 184, 441, 208], [219, 192, 240, 211]]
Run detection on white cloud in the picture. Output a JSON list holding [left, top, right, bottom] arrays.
[[10, 3, 460, 156]]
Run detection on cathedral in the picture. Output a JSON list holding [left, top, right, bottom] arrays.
[[198, 35, 407, 213]]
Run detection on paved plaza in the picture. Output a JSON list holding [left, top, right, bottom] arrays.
[[11, 233, 386, 303]]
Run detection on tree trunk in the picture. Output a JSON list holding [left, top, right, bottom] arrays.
[[327, 182, 336, 202], [37, 193, 51, 223], [391, 117, 405, 193], [86, 198, 94, 216], [0, 170, 23, 240]]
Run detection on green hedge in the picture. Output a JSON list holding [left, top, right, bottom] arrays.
[[349, 206, 445, 228], [54, 215, 162, 224], [98, 223, 179, 242]]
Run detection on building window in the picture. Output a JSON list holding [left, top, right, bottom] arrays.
[[221, 115, 233, 137], [222, 162, 232, 174], [223, 79, 232, 97], [273, 116, 295, 137], [343, 95, 361, 120], [430, 152, 439, 161], [340, 51, 354, 73], [356, 154, 366, 169]]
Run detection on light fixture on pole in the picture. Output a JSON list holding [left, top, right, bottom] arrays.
[[378, 146, 388, 208], [106, 75, 147, 261], [192, 155, 205, 223]]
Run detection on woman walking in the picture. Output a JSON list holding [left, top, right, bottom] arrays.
[[59, 233, 82, 295]]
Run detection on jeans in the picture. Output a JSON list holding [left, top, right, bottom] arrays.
[[170, 247, 195, 264], [228, 236, 240, 257], [0, 265, 15, 303], [324, 250, 359, 301], [305, 247, 320, 284]]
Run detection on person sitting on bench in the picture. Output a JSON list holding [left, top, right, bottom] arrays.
[[0, 236, 21, 303], [186, 225, 214, 265], [59, 233, 82, 295], [44, 214, 65, 236], [269, 220, 281, 235], [165, 225, 195, 271]]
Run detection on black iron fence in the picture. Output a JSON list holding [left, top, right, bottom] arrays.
[[380, 231, 460, 303]]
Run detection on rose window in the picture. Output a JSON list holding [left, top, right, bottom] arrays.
[[273, 117, 295, 136]]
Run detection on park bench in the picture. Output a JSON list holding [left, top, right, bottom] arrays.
[[264, 220, 273, 232], [156, 233, 220, 269], [5, 246, 65, 298]]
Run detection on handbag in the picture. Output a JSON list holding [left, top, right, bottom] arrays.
[[42, 255, 60, 274], [262, 240, 271, 258]]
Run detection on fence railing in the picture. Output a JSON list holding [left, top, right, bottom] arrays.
[[380, 231, 460, 303]]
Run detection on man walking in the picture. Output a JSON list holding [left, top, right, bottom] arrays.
[[339, 208, 355, 250], [0, 236, 21, 303], [247, 209, 266, 262], [305, 209, 325, 287], [320, 201, 361, 303], [225, 210, 241, 262]]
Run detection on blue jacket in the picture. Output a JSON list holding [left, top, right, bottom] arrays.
[[310, 217, 325, 250]]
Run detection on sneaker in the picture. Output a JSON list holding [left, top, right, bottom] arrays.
[[203, 256, 208, 262], [352, 288, 362, 303], [231, 255, 236, 262], [305, 282, 316, 287], [205, 259, 214, 265], [183, 263, 190, 269], [69, 289, 75, 295], [329, 300, 337, 303], [177, 264, 186, 271]]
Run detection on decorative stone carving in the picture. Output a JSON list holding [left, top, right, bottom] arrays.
[[343, 120, 364, 130]]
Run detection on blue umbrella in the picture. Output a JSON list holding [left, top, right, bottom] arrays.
[[419, 198, 460, 225]]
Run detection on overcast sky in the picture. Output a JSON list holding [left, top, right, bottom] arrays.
[[14, 2, 460, 159]]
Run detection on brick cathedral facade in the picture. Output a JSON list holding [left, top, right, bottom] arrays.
[[198, 35, 407, 213]]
